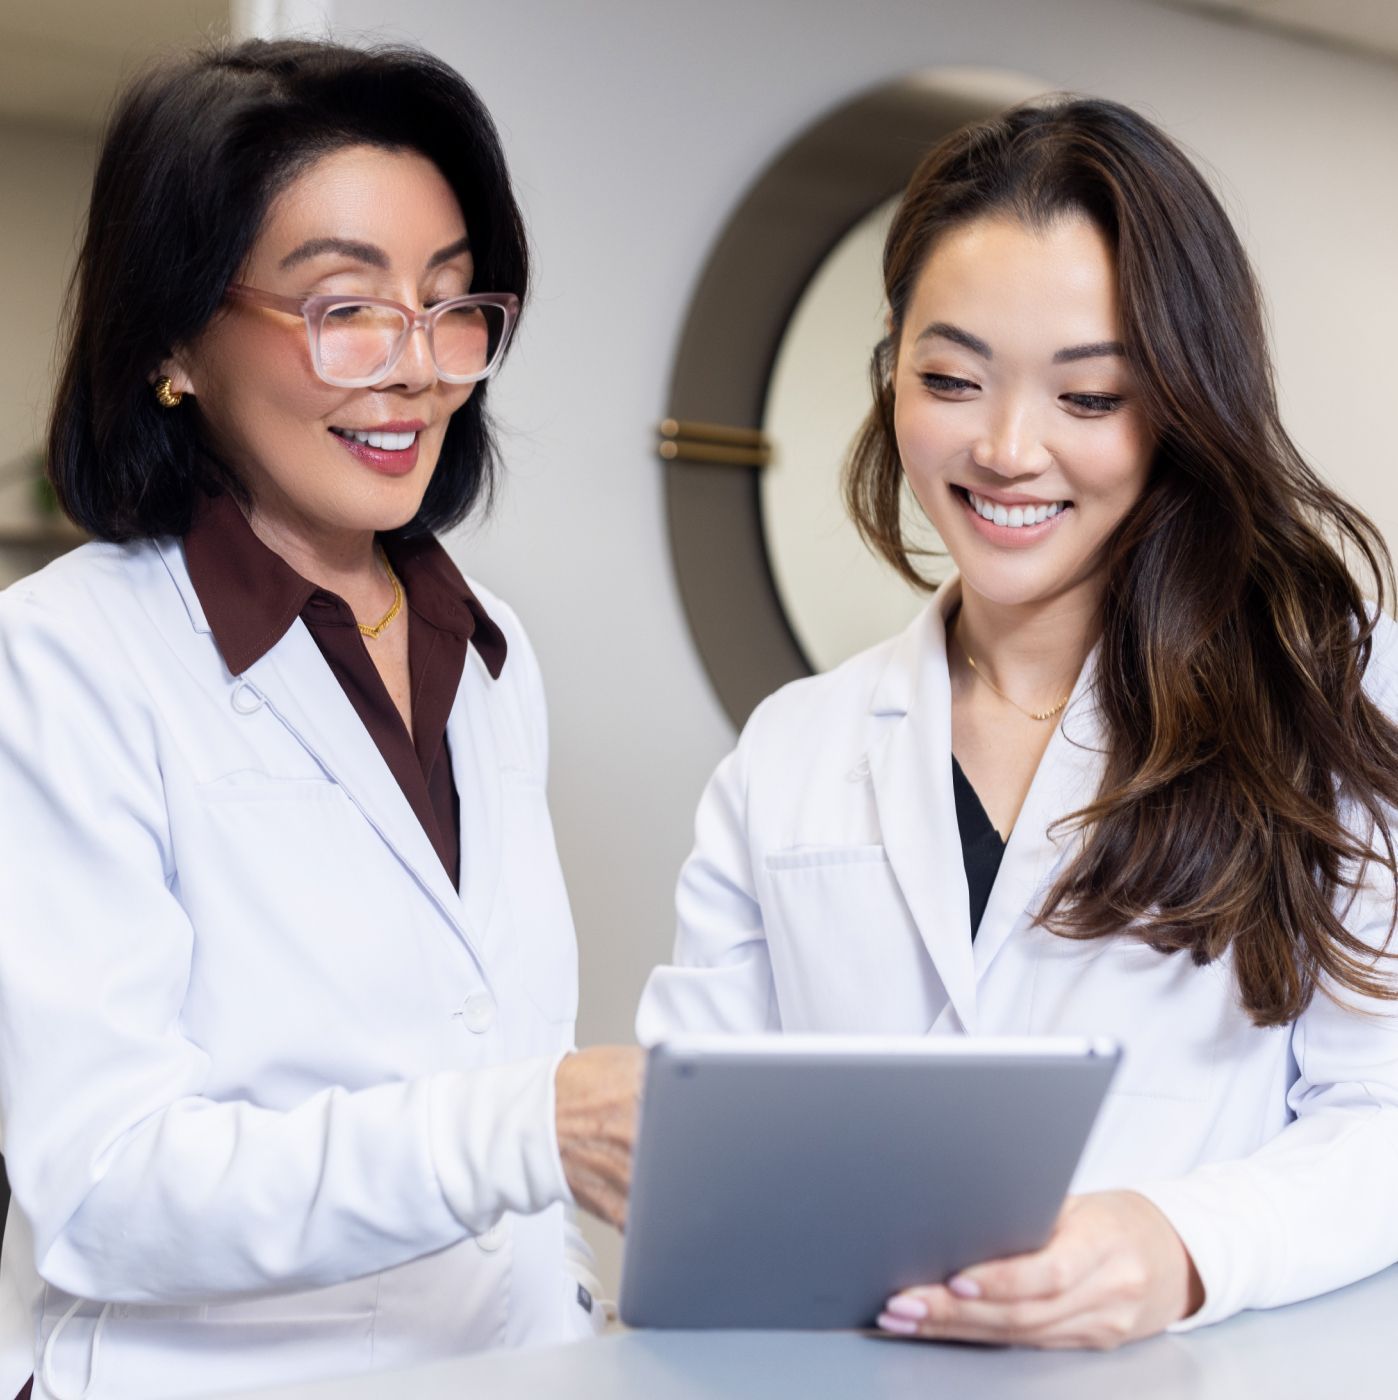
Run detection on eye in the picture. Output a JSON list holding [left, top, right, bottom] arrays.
[[1062, 392, 1124, 416], [920, 373, 979, 395], [323, 302, 375, 323]]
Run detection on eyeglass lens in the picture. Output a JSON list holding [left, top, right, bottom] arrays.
[[315, 301, 508, 385]]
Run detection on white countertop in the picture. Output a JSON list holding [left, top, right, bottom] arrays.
[[218, 1261, 1398, 1400]]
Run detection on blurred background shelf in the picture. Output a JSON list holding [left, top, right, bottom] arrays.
[[0, 523, 86, 548]]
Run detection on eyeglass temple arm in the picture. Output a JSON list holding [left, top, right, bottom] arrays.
[[224, 284, 306, 314]]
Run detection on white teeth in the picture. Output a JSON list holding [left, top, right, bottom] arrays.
[[333, 428, 417, 451], [966, 490, 1066, 528]]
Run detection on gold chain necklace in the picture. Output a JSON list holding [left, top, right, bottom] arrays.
[[357, 550, 403, 640], [964, 650, 1070, 722]]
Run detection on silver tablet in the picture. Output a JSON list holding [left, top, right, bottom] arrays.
[[620, 1034, 1121, 1331]]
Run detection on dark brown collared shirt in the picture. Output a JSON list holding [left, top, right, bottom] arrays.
[[183, 489, 506, 887]]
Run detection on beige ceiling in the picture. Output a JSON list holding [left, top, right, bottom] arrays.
[[0, 0, 228, 132]]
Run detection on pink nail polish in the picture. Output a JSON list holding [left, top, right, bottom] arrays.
[[884, 1295, 929, 1321], [877, 1311, 920, 1335], [947, 1275, 982, 1299]]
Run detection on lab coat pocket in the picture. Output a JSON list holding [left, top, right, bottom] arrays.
[[1026, 933, 1220, 1102], [193, 1276, 379, 1336], [499, 774, 578, 1024], [195, 771, 342, 802], [759, 845, 945, 1032], [98, 1279, 378, 1393], [183, 777, 416, 1049]]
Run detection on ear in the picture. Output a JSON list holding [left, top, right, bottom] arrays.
[[150, 353, 196, 398]]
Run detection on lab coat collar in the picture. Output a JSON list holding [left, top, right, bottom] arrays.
[[154, 536, 497, 987], [158, 534, 213, 636], [445, 659, 506, 957], [865, 573, 1106, 1029], [867, 576, 978, 1031]]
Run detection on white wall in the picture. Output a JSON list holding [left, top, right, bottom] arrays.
[[321, 0, 1398, 1285]]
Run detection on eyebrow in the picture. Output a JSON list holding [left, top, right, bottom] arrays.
[[916, 322, 992, 359], [1052, 340, 1126, 364], [427, 235, 472, 270], [278, 234, 472, 272], [914, 322, 1126, 366]]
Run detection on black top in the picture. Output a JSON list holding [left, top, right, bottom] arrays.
[[951, 756, 1007, 939]]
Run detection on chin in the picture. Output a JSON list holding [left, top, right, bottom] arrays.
[[353, 466, 439, 529], [367, 498, 430, 535], [307, 485, 431, 537], [952, 554, 1075, 611]]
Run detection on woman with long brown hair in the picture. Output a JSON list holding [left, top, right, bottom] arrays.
[[637, 96, 1398, 1347]]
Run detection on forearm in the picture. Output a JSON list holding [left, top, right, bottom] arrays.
[[1135, 1100, 1398, 1328], [31, 1057, 569, 1304]]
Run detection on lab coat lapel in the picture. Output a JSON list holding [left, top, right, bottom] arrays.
[[867, 581, 979, 1033], [445, 658, 504, 955], [244, 621, 491, 975], [971, 649, 1107, 978]]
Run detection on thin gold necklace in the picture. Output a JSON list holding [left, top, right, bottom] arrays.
[[963, 650, 1070, 723], [357, 550, 403, 640]]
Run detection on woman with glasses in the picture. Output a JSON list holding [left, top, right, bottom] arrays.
[[0, 38, 638, 1400], [638, 97, 1398, 1347]]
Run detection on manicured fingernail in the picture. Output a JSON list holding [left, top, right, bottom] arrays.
[[884, 1294, 928, 1320], [877, 1311, 920, 1335], [947, 1275, 982, 1299]]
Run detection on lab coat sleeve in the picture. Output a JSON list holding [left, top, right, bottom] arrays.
[[1133, 863, 1398, 1330], [635, 705, 780, 1043], [0, 588, 570, 1304]]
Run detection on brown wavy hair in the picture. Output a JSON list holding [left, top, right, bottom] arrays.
[[845, 96, 1398, 1027]]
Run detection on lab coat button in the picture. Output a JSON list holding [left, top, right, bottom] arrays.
[[459, 993, 496, 1033], [476, 1221, 507, 1252]]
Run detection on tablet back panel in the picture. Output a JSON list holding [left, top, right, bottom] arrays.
[[620, 1037, 1119, 1330]]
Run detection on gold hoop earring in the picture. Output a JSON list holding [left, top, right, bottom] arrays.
[[153, 376, 184, 409]]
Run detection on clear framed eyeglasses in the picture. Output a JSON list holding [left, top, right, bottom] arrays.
[[224, 284, 521, 388]]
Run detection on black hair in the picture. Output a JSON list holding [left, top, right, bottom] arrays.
[[48, 37, 529, 540]]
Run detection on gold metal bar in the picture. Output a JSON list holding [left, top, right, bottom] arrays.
[[659, 418, 768, 449], [658, 439, 772, 468]]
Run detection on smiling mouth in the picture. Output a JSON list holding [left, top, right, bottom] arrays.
[[329, 427, 419, 452], [955, 486, 1071, 529]]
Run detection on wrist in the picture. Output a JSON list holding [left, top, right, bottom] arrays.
[[1123, 1189, 1204, 1323]]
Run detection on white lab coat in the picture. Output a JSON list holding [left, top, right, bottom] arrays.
[[0, 537, 600, 1400], [637, 574, 1398, 1330]]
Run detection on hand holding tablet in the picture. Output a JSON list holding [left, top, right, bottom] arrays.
[[880, 1188, 1204, 1347], [620, 1035, 1121, 1331]]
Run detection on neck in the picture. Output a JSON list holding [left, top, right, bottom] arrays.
[[245, 500, 380, 599], [951, 575, 1102, 705]]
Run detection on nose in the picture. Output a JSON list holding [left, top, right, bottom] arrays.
[[970, 397, 1052, 477], [376, 320, 438, 393]]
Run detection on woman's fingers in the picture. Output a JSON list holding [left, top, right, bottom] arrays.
[[950, 1230, 1104, 1303], [879, 1255, 1137, 1348], [554, 1045, 645, 1225], [886, 1200, 1104, 1323], [878, 1191, 1198, 1350]]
